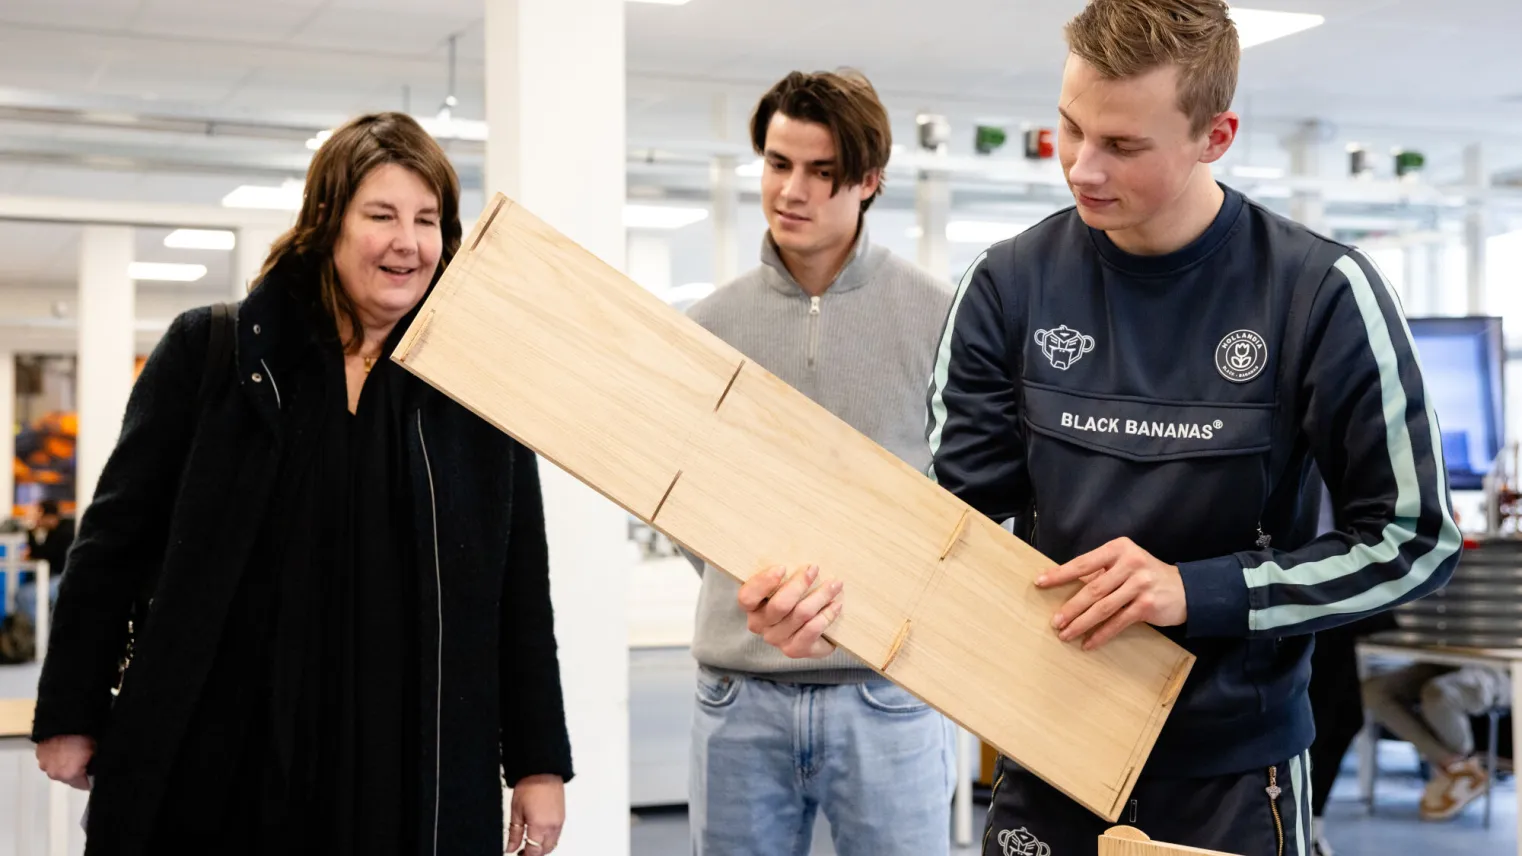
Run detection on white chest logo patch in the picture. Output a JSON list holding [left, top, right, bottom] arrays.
[[999, 827, 1052, 856], [1035, 325, 1095, 371], [1216, 329, 1268, 383]]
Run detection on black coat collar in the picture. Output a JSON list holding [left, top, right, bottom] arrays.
[[233, 255, 437, 433]]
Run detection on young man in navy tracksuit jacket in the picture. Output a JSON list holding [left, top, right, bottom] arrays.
[[737, 2, 1462, 855]]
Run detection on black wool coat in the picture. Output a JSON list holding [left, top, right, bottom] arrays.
[[32, 266, 574, 856]]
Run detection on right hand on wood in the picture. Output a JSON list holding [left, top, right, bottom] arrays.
[[737, 564, 844, 660], [37, 735, 95, 790]]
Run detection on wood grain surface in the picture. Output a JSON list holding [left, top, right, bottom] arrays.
[[394, 192, 1195, 821], [1099, 826, 1243, 856], [0, 698, 35, 739]]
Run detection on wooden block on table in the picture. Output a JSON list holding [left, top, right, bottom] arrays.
[[393, 192, 1195, 822], [0, 698, 35, 739], [1099, 826, 1242, 856]]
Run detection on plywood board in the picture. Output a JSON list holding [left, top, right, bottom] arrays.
[[0, 698, 35, 738], [1099, 826, 1242, 856], [393, 192, 1195, 821]]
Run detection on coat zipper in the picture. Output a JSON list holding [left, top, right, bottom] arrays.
[[981, 761, 1006, 853], [807, 295, 821, 369], [417, 411, 443, 856], [1266, 765, 1284, 856], [258, 358, 282, 409]]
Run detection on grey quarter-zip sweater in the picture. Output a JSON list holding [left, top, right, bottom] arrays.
[[684, 226, 954, 683]]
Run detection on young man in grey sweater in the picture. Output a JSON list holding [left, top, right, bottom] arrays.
[[683, 69, 956, 856]]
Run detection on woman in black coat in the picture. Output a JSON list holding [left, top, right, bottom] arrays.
[[31, 112, 573, 856]]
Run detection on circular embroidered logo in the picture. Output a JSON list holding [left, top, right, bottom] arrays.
[[1215, 330, 1268, 383]]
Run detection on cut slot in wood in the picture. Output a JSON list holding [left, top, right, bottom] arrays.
[[650, 470, 683, 522], [939, 509, 972, 560], [715, 360, 745, 412], [1108, 766, 1141, 820], [471, 197, 508, 253], [394, 309, 437, 364], [881, 619, 912, 671]]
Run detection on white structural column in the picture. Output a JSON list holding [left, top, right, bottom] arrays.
[[234, 227, 284, 298], [1464, 143, 1489, 315], [711, 93, 741, 286], [1288, 120, 1327, 233], [916, 168, 951, 280], [484, 2, 631, 854], [76, 226, 135, 510], [1400, 242, 1423, 313], [0, 350, 12, 515], [1427, 240, 1449, 316]]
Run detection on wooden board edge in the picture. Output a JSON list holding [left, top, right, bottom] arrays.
[[394, 193, 510, 366], [387, 201, 1199, 818], [1098, 829, 1243, 856], [470, 193, 510, 253], [1107, 649, 1198, 819]]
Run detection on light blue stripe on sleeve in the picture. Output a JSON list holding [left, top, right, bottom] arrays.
[[925, 251, 987, 482], [1246, 253, 1459, 632]]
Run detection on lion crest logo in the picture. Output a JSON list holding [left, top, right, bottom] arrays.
[[1034, 325, 1095, 371], [999, 827, 1052, 856]]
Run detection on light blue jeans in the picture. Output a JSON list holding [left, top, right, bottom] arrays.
[[690, 667, 956, 856]]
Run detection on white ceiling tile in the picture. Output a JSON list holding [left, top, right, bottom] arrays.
[[323, 0, 479, 14], [130, 0, 321, 42], [0, 222, 78, 282], [10, 165, 144, 200], [0, 0, 142, 30], [287, 9, 478, 56]]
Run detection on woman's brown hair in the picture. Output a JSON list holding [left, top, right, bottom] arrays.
[[256, 111, 463, 352]]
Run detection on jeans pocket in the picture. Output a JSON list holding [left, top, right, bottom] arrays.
[[695, 668, 742, 709], [857, 679, 930, 714]]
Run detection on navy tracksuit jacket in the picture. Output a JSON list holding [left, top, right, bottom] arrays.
[[926, 185, 1463, 779]]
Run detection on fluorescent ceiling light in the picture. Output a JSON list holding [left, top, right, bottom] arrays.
[[946, 221, 1027, 244], [1228, 7, 1325, 49], [222, 179, 304, 211], [164, 229, 236, 251], [128, 262, 208, 282], [1230, 165, 1286, 180], [735, 158, 764, 178], [305, 129, 333, 151], [625, 204, 709, 230]]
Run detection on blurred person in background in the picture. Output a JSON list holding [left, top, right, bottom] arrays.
[[31, 112, 572, 856], [683, 69, 957, 856], [1362, 662, 1510, 822], [25, 499, 74, 575]]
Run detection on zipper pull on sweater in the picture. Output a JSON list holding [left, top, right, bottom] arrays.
[[807, 296, 821, 369]]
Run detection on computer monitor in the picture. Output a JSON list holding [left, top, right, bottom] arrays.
[[1406, 316, 1506, 491]]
